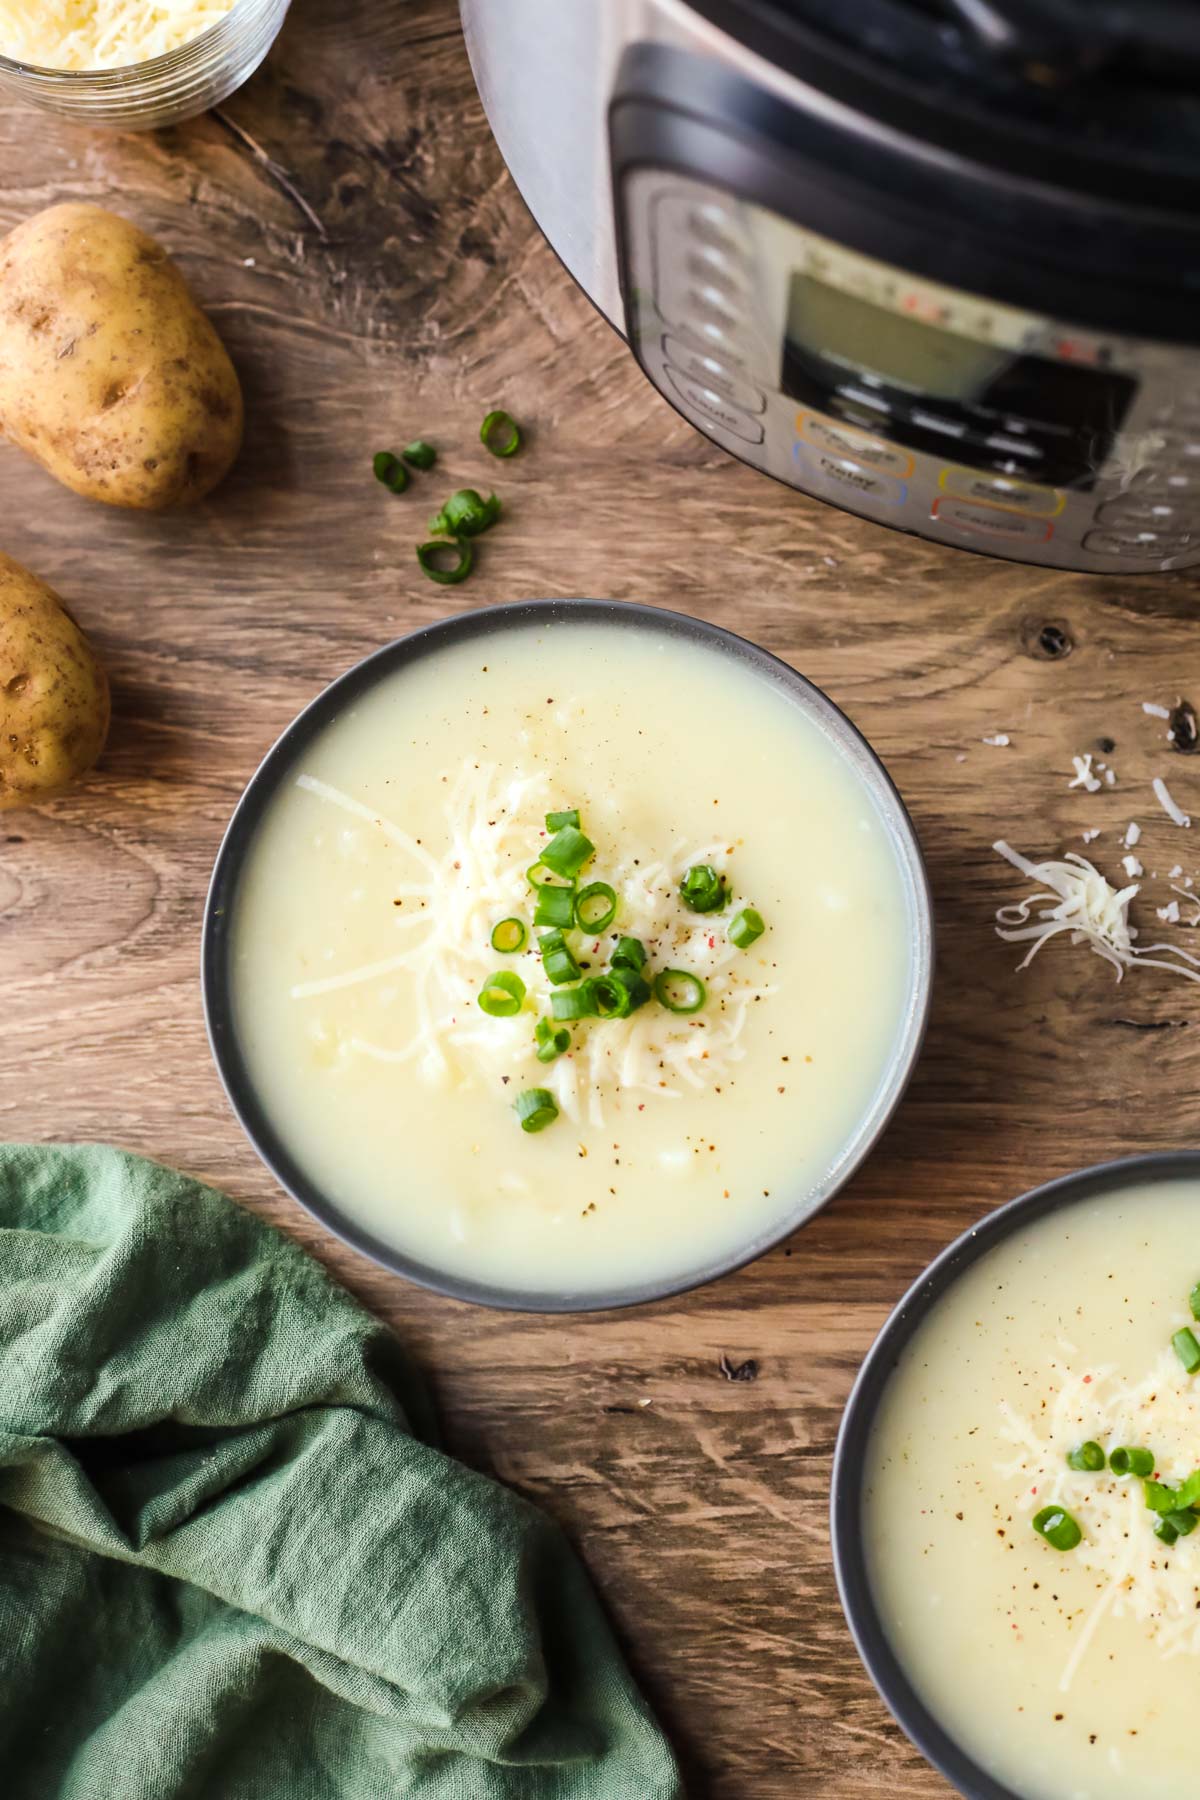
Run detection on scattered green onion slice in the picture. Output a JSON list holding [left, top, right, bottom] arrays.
[[373, 450, 409, 493], [490, 917, 527, 954], [1174, 1326, 1200, 1374], [402, 439, 437, 470], [515, 1087, 558, 1133], [1144, 1478, 1179, 1514], [429, 488, 502, 538], [1166, 1508, 1199, 1538], [477, 970, 525, 1017], [526, 860, 574, 891], [546, 809, 580, 832], [1110, 1446, 1155, 1478], [416, 536, 473, 585], [535, 1017, 570, 1064], [575, 881, 617, 932], [1176, 1470, 1200, 1510], [729, 906, 765, 950], [540, 824, 594, 879], [679, 864, 726, 913], [610, 966, 651, 1012], [1067, 1441, 1105, 1473], [481, 408, 521, 457], [1032, 1505, 1082, 1552], [552, 983, 597, 1021], [1156, 1517, 1180, 1546], [611, 936, 647, 973], [654, 969, 706, 1015], [539, 929, 581, 986], [592, 972, 635, 1020], [534, 885, 575, 930], [1190, 1280, 1200, 1322]]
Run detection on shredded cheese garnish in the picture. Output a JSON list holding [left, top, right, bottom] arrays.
[[1125, 821, 1142, 848], [1144, 702, 1172, 720], [998, 1346, 1200, 1684], [993, 840, 1200, 983], [292, 762, 776, 1128], [1154, 776, 1191, 829], [982, 733, 1011, 748], [0, 0, 235, 66], [1069, 753, 1102, 794]]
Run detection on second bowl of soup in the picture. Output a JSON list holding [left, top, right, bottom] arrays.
[[204, 598, 931, 1308]]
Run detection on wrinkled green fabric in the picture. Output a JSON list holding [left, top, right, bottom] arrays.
[[0, 1144, 681, 1800]]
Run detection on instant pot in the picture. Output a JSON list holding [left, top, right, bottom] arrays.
[[461, 0, 1200, 573]]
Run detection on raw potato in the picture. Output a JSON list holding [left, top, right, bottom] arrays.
[[0, 203, 243, 509], [0, 552, 109, 810]]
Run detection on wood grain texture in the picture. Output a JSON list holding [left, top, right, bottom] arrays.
[[4, 3, 1200, 1793]]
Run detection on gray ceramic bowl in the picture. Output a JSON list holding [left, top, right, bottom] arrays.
[[831, 1151, 1200, 1800], [202, 598, 934, 1311]]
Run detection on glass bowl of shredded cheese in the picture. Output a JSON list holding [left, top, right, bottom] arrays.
[[0, 0, 291, 128]]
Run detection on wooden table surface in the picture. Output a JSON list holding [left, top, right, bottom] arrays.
[[5, 3, 1200, 1793]]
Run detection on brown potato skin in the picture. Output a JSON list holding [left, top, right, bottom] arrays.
[[0, 552, 109, 810], [0, 203, 243, 509]]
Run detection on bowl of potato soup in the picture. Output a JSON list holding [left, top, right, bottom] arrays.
[[203, 599, 932, 1309], [833, 1152, 1200, 1800]]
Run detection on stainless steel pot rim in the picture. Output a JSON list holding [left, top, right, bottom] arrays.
[[202, 596, 934, 1312]]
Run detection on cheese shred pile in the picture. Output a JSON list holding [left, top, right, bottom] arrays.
[[993, 840, 1200, 984], [291, 762, 775, 1129], [0, 0, 236, 70]]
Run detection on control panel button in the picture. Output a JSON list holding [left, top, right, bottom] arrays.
[[931, 496, 1053, 542], [664, 366, 764, 443], [793, 442, 907, 506], [685, 203, 751, 261], [662, 337, 765, 412], [1128, 467, 1200, 494], [1096, 497, 1197, 529], [1083, 528, 1195, 557], [941, 468, 1064, 516], [797, 413, 912, 477]]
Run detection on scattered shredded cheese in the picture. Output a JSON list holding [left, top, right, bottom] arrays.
[[998, 1346, 1200, 1682], [1153, 776, 1191, 829], [292, 762, 777, 1129], [1143, 702, 1172, 720], [982, 733, 1011, 748], [1157, 900, 1181, 924], [1125, 821, 1142, 848], [1122, 854, 1144, 879], [1069, 753, 1102, 794], [0, 0, 235, 69], [1081, 828, 1101, 845], [992, 841, 1200, 983]]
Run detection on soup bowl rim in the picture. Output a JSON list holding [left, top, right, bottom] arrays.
[[831, 1149, 1200, 1800], [202, 595, 934, 1312]]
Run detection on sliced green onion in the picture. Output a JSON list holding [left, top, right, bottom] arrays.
[[535, 1017, 570, 1064], [1032, 1505, 1082, 1552], [1144, 1478, 1179, 1514], [679, 864, 726, 914], [533, 885, 575, 930], [1110, 1446, 1155, 1478], [1176, 1470, 1200, 1510], [416, 536, 473, 585], [654, 969, 706, 1015], [481, 408, 521, 457], [1174, 1327, 1200, 1374], [373, 449, 409, 493], [1190, 1280, 1200, 1322], [1067, 1441, 1105, 1473], [610, 966, 651, 1012], [540, 824, 594, 879], [729, 907, 765, 950], [1166, 1508, 1199, 1538], [515, 1087, 558, 1133], [546, 809, 579, 832], [428, 488, 502, 539], [592, 972, 635, 1020], [477, 970, 525, 1017], [611, 936, 647, 973], [539, 929, 581, 986], [402, 439, 436, 470], [526, 860, 574, 891], [575, 881, 617, 932], [551, 983, 597, 1021], [1155, 1517, 1179, 1546], [490, 917, 527, 954]]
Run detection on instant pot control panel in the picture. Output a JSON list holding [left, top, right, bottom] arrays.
[[617, 169, 1200, 574]]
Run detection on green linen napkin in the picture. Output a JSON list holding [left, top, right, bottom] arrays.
[[0, 1143, 681, 1800]]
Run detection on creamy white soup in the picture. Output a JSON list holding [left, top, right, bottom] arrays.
[[866, 1179, 1200, 1800], [230, 617, 917, 1297]]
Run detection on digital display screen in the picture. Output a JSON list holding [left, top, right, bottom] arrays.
[[781, 274, 1136, 490]]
